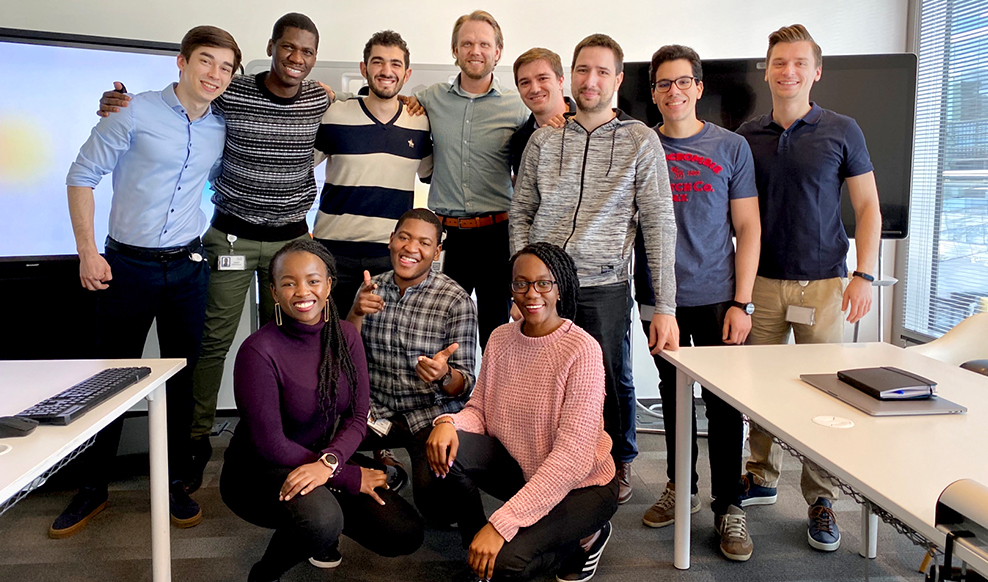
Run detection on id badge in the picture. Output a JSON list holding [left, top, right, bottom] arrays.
[[218, 255, 247, 270], [786, 305, 816, 326], [367, 416, 392, 437]]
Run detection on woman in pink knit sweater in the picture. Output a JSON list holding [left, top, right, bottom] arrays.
[[427, 242, 618, 582]]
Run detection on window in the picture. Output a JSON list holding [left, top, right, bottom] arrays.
[[901, 0, 988, 339]]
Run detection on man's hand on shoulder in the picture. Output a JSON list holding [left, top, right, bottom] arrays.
[[317, 81, 336, 102], [649, 313, 680, 355], [398, 95, 425, 116], [842, 275, 873, 324], [97, 82, 130, 118]]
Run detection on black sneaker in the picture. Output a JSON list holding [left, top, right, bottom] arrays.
[[170, 480, 202, 528], [49, 486, 109, 539], [185, 436, 213, 494], [556, 521, 612, 582], [309, 542, 343, 568], [375, 449, 408, 493]]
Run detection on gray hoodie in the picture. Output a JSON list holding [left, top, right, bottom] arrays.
[[510, 113, 677, 316]]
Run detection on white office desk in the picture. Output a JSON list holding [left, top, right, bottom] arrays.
[[0, 359, 184, 582], [661, 342, 988, 573]]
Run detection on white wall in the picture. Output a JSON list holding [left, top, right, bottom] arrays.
[[5, 0, 907, 67], [6, 0, 911, 403]]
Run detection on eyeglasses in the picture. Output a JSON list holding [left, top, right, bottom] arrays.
[[509, 280, 557, 294], [651, 76, 698, 92]]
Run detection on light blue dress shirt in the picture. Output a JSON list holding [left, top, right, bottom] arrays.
[[415, 75, 528, 217], [66, 83, 225, 249]]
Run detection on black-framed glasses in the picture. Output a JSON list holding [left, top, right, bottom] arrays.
[[509, 280, 557, 294], [651, 76, 698, 92]]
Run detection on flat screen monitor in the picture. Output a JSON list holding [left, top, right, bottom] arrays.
[[618, 54, 917, 239]]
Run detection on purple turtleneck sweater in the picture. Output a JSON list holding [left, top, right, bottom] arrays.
[[226, 316, 369, 495]]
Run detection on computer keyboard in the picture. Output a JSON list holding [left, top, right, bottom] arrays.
[[16, 367, 152, 426]]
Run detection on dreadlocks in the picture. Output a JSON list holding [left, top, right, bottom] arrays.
[[269, 239, 357, 432], [510, 242, 580, 320]]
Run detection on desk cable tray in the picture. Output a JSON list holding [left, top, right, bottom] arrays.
[[0, 435, 96, 519], [767, 431, 941, 561]]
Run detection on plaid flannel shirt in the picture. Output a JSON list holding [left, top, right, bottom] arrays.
[[361, 270, 478, 434]]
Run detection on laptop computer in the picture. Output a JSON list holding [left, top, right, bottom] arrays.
[[800, 374, 966, 417]]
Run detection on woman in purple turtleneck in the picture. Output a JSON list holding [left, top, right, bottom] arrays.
[[219, 239, 422, 582]]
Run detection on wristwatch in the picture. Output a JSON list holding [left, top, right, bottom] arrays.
[[852, 270, 875, 282], [438, 367, 454, 387], [731, 301, 755, 315], [319, 452, 339, 475]]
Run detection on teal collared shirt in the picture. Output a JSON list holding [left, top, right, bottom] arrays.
[[416, 74, 528, 217]]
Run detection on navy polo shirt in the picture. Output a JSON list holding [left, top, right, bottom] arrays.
[[737, 103, 873, 281]]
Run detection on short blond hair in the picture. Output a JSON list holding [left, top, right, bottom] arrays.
[[767, 24, 822, 68], [451, 10, 504, 54], [513, 48, 563, 85]]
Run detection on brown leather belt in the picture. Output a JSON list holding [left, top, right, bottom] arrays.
[[438, 212, 509, 229]]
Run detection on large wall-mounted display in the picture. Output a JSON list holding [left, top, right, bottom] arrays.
[[618, 54, 917, 240]]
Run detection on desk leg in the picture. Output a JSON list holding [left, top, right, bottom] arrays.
[[673, 367, 692, 570], [859, 502, 878, 559], [147, 386, 172, 581]]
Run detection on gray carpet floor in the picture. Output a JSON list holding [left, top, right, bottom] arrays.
[[0, 418, 931, 581]]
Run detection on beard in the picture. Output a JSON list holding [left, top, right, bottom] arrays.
[[369, 75, 402, 99], [457, 56, 496, 81], [575, 90, 613, 114]]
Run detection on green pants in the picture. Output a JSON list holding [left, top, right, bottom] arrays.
[[190, 226, 309, 438]]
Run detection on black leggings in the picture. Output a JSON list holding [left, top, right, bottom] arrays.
[[446, 431, 619, 581], [220, 456, 423, 580]]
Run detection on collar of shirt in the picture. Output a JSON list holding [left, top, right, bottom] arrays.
[[160, 82, 216, 123], [448, 73, 505, 98], [379, 268, 437, 296], [763, 101, 823, 130]]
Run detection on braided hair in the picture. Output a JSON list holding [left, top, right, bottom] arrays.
[[509, 242, 580, 320], [269, 239, 358, 434]]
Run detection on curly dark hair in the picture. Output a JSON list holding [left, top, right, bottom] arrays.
[[509, 242, 580, 320], [269, 239, 357, 435]]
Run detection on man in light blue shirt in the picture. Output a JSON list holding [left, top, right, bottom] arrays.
[[413, 10, 529, 349], [55, 26, 240, 539]]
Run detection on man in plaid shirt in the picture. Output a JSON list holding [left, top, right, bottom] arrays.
[[347, 208, 478, 522]]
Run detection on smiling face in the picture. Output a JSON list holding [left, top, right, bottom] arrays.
[[360, 44, 410, 100], [266, 26, 317, 91], [572, 46, 623, 115], [511, 253, 563, 337], [652, 58, 702, 126], [176, 46, 236, 107], [765, 40, 821, 105], [516, 59, 564, 117], [270, 251, 331, 326], [453, 19, 500, 81], [389, 218, 441, 290]]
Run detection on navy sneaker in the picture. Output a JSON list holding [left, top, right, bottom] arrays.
[[309, 542, 343, 568], [169, 480, 202, 528], [375, 449, 408, 493], [739, 472, 778, 507], [807, 497, 841, 551], [556, 521, 611, 582], [49, 486, 109, 539]]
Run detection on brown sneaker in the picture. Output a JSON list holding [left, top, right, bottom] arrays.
[[714, 505, 753, 562], [617, 461, 633, 504], [642, 481, 700, 528]]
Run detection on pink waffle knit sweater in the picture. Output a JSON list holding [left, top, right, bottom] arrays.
[[447, 319, 615, 542]]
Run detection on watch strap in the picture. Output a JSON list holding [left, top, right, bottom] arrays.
[[852, 270, 875, 282]]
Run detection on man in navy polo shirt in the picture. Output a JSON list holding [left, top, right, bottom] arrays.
[[735, 24, 881, 552], [60, 26, 240, 537]]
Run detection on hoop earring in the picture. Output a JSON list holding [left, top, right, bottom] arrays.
[[274, 303, 283, 326], [323, 300, 331, 323]]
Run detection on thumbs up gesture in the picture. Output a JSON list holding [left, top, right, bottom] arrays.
[[416, 343, 459, 385], [350, 270, 385, 318]]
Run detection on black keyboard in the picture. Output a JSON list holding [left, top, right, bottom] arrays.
[[16, 367, 152, 426]]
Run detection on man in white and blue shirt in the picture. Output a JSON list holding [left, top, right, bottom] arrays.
[[57, 26, 240, 538]]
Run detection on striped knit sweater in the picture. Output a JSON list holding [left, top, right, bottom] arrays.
[[447, 319, 614, 542], [210, 72, 329, 232]]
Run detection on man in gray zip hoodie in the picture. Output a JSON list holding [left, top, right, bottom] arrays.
[[510, 34, 679, 503]]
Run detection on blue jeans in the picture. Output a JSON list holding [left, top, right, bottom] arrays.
[[82, 240, 209, 487], [575, 282, 637, 463]]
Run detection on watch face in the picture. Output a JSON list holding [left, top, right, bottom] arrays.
[[745, 303, 755, 315]]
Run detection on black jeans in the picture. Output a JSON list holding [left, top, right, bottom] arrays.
[[220, 454, 423, 581], [441, 219, 510, 350], [575, 282, 637, 463], [322, 248, 392, 314], [82, 243, 209, 487], [645, 300, 745, 515], [358, 415, 446, 524], [445, 432, 618, 581]]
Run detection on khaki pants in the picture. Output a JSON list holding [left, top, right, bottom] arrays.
[[190, 226, 310, 438], [745, 276, 845, 505]]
